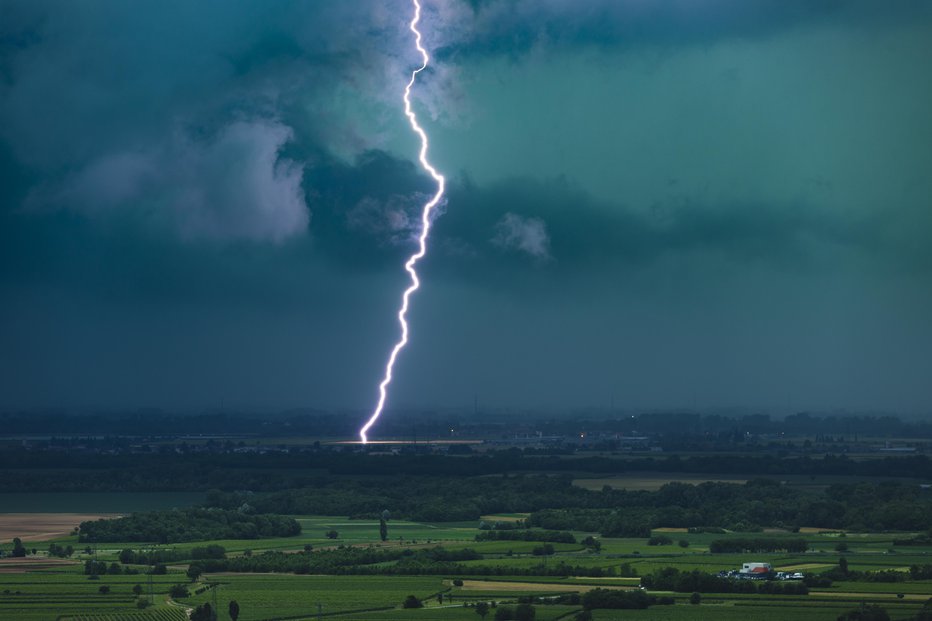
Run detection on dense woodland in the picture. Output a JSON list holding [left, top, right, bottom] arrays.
[[68, 474, 932, 546], [78, 509, 300, 543], [4, 446, 932, 495], [203, 477, 932, 532]]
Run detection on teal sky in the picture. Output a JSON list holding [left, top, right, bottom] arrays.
[[1, 1, 931, 418]]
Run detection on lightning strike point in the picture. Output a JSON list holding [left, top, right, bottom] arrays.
[[359, 0, 445, 444]]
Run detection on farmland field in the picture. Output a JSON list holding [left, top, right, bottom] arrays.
[[0, 513, 121, 542], [4, 510, 932, 620]]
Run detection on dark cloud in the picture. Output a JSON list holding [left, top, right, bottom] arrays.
[[419, 175, 892, 287], [0, 0, 414, 240], [1, 0, 931, 412], [440, 0, 932, 60]]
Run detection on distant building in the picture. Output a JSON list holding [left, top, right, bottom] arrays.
[[740, 562, 774, 578]]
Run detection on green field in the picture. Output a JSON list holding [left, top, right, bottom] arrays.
[[181, 575, 446, 620], [0, 565, 189, 621], [4, 511, 932, 621]]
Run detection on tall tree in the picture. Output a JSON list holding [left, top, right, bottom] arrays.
[[11, 538, 27, 558]]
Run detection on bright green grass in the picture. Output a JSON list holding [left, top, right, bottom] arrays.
[[0, 564, 189, 621], [16, 513, 932, 621], [340, 605, 578, 620], [62, 609, 187, 621], [180, 574, 446, 621]]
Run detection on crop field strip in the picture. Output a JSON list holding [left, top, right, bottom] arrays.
[[4, 514, 932, 620]]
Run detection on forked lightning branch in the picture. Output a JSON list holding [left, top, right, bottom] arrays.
[[359, 0, 446, 444]]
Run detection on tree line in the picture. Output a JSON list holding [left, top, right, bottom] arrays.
[[79, 509, 300, 543], [5, 449, 932, 493]]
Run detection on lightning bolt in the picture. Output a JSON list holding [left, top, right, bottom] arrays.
[[359, 0, 445, 444]]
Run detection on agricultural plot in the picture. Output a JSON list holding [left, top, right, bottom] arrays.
[[0, 513, 120, 542], [61, 609, 187, 621], [180, 574, 447, 621], [0, 564, 188, 621], [7, 514, 932, 620], [338, 606, 579, 620]]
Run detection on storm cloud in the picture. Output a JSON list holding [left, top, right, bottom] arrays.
[[1, 0, 931, 414]]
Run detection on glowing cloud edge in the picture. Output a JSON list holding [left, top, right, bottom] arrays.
[[359, 0, 446, 444]]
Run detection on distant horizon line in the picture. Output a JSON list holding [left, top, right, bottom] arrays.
[[1, 404, 929, 419]]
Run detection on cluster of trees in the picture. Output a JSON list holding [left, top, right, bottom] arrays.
[[8, 538, 27, 557], [206, 476, 595, 522], [83, 560, 139, 576], [479, 520, 525, 530], [525, 479, 932, 534], [47, 543, 74, 558], [490, 603, 536, 620], [475, 530, 575, 544], [79, 509, 300, 543], [117, 545, 226, 565], [581, 588, 674, 610], [641, 568, 809, 595], [910, 565, 932, 580]]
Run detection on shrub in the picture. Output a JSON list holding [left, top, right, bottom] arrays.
[[169, 584, 190, 598], [494, 606, 515, 620], [403, 595, 423, 609]]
